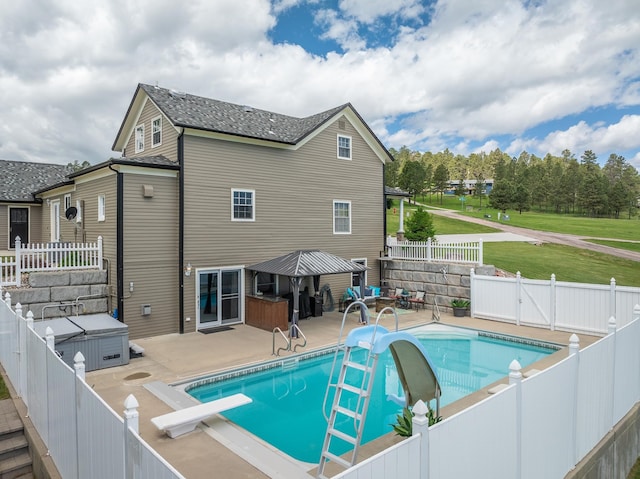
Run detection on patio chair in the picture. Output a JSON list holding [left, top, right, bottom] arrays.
[[408, 291, 426, 310], [389, 287, 404, 300]]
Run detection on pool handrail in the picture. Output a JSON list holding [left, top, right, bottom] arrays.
[[272, 324, 307, 356]]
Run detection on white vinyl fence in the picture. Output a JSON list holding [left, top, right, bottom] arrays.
[[0, 236, 103, 287], [386, 236, 483, 265], [2, 279, 639, 479], [0, 289, 184, 479], [470, 270, 640, 334], [336, 311, 640, 479]]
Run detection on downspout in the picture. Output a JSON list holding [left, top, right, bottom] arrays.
[[178, 130, 185, 334], [381, 161, 387, 286], [108, 164, 124, 323]]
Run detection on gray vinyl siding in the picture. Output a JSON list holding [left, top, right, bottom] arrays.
[[181, 115, 385, 330], [67, 174, 118, 313], [125, 100, 179, 161], [0, 206, 7, 250], [121, 173, 179, 339], [28, 205, 42, 244]]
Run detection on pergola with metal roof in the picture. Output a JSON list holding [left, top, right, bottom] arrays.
[[247, 250, 369, 336]]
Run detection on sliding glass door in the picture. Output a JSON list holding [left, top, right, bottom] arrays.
[[196, 268, 242, 330]]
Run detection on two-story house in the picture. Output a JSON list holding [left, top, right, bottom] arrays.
[[35, 83, 392, 339]]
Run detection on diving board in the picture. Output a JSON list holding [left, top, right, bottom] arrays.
[[151, 393, 252, 438]]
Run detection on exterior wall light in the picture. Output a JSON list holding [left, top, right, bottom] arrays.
[[184, 263, 192, 277]]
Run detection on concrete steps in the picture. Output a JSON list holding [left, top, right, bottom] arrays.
[[0, 400, 32, 479]]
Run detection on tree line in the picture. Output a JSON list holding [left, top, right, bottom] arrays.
[[386, 147, 640, 218]]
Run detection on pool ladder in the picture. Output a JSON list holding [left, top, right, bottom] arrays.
[[317, 301, 400, 479], [272, 324, 307, 356]]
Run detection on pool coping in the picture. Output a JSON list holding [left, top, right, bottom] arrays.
[[155, 322, 565, 477]]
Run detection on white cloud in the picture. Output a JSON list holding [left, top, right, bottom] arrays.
[[0, 0, 639, 166], [314, 9, 366, 51], [535, 115, 640, 159], [338, 0, 425, 24]]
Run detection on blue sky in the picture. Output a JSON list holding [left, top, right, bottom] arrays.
[[1, 0, 639, 168]]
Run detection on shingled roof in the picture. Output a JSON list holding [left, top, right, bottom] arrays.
[[247, 250, 368, 278], [138, 84, 348, 145], [0, 159, 73, 202]]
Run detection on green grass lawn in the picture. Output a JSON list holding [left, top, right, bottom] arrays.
[[404, 194, 640, 241], [387, 200, 498, 236], [386, 198, 640, 286], [484, 242, 640, 286], [587, 239, 640, 253]]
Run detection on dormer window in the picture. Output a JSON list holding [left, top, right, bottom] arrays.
[[152, 117, 162, 147], [337, 135, 351, 160], [135, 124, 145, 152]]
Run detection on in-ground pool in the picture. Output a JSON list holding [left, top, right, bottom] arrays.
[[185, 324, 559, 464]]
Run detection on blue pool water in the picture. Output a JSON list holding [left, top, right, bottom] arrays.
[[186, 325, 557, 463]]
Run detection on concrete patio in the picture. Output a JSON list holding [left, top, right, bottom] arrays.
[[86, 305, 600, 479]]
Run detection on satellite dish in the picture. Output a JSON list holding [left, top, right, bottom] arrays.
[[65, 206, 77, 220]]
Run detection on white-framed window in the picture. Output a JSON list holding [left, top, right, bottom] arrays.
[[333, 200, 351, 234], [351, 258, 367, 288], [50, 200, 60, 242], [152, 116, 162, 147], [255, 272, 278, 295], [232, 189, 255, 221], [337, 134, 352, 160], [63, 194, 71, 212], [98, 195, 106, 222], [135, 124, 145, 153], [76, 199, 82, 223]]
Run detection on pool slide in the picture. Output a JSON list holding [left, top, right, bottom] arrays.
[[344, 325, 441, 411]]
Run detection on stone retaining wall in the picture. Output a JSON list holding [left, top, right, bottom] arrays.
[[3, 271, 109, 320], [382, 260, 495, 313]]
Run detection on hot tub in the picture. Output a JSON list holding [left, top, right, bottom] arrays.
[[33, 313, 129, 371]]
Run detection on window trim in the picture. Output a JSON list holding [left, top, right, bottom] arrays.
[[254, 272, 279, 295], [50, 200, 60, 242], [135, 124, 145, 153], [64, 194, 71, 212], [151, 116, 162, 147], [333, 200, 351, 234], [231, 189, 255, 222], [351, 258, 367, 289], [76, 199, 82, 223], [337, 134, 352, 160], [98, 195, 106, 222]]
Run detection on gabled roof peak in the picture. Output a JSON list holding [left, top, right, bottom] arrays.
[[138, 83, 349, 145]]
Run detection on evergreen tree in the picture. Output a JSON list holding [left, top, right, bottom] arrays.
[[489, 180, 514, 212], [404, 207, 436, 241], [398, 160, 426, 204], [432, 164, 449, 204]]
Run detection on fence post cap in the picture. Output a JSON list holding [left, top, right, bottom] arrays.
[[124, 394, 139, 410], [74, 351, 85, 363]]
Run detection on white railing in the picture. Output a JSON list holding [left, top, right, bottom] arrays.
[[336, 312, 640, 479], [0, 289, 185, 479], [386, 236, 483, 265], [0, 236, 103, 287], [470, 270, 640, 334]]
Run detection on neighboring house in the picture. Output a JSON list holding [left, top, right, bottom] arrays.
[[447, 178, 494, 195], [35, 84, 392, 339], [0, 159, 73, 255]]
